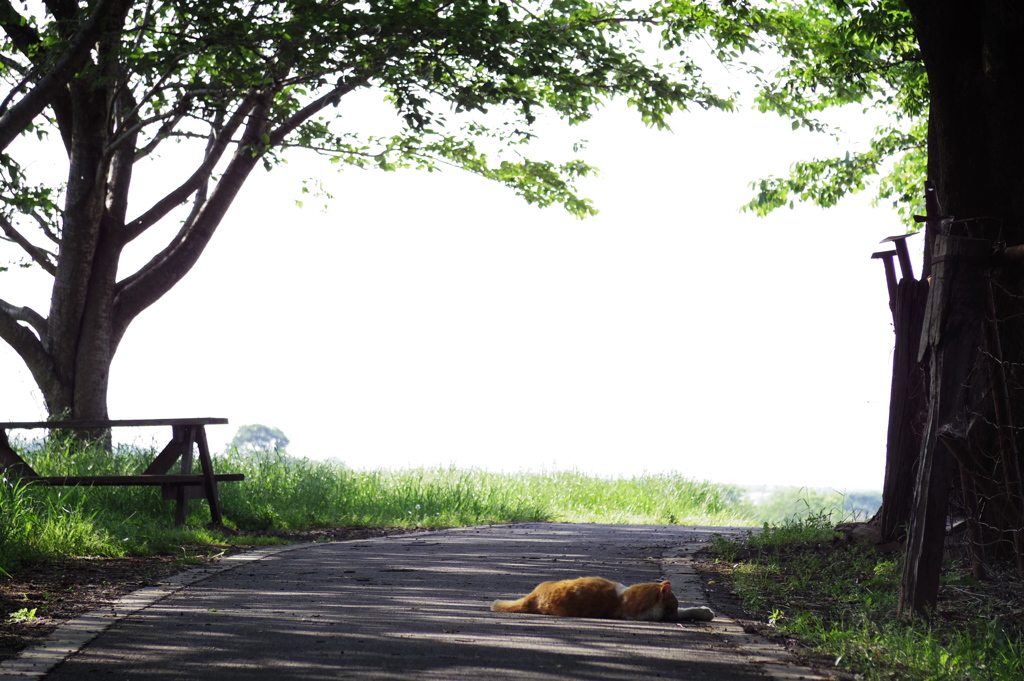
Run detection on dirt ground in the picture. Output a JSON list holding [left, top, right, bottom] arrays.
[[0, 527, 417, 663]]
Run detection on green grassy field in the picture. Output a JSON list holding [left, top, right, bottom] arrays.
[[0, 443, 752, 572]]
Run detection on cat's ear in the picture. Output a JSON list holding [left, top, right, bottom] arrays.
[[660, 581, 672, 593]]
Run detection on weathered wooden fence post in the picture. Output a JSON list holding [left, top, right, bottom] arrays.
[[873, 233, 929, 543], [879, 275, 930, 542], [899, 229, 989, 616]]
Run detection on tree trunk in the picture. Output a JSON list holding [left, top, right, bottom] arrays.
[[5, 23, 271, 428], [44, 77, 114, 420], [900, 0, 1024, 611], [909, 2, 1024, 230]]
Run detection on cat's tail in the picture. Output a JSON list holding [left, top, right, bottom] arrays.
[[676, 606, 715, 621], [491, 598, 530, 613]]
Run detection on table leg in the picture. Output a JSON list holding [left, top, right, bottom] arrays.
[[143, 428, 193, 475], [173, 426, 196, 527], [0, 429, 38, 477], [195, 426, 223, 526]]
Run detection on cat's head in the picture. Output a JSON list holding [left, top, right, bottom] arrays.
[[657, 581, 679, 612], [622, 580, 680, 621]]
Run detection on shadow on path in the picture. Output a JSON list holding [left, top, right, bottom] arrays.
[[25, 523, 798, 680]]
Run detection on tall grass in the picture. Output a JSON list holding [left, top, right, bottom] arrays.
[[1, 441, 753, 574], [0, 476, 123, 571], [745, 486, 883, 524], [214, 452, 554, 529], [215, 452, 751, 529], [507, 469, 747, 525]]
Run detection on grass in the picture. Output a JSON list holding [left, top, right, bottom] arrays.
[[214, 450, 752, 529], [707, 513, 1024, 680], [1, 440, 752, 574], [745, 486, 882, 524]]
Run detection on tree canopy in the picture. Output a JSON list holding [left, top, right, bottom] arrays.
[[678, 0, 926, 224], [0, 0, 748, 421], [229, 423, 290, 453], [0, 1, 938, 424]]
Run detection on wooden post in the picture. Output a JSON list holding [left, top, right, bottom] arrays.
[[872, 250, 899, 315], [875, 231, 928, 542], [900, 231, 989, 617], [881, 233, 917, 282], [879, 277, 930, 542], [173, 426, 196, 527], [195, 426, 225, 526]]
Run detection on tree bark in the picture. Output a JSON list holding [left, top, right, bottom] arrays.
[[907, 1, 1024, 229], [898, 0, 1024, 605], [45, 77, 113, 418]]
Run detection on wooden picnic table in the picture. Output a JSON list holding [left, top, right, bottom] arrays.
[[0, 418, 243, 526]]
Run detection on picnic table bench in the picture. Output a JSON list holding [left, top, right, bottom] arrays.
[[0, 418, 243, 526]]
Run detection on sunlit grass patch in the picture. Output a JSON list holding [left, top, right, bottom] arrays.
[[745, 486, 882, 524], [2, 440, 754, 574], [214, 455, 752, 529], [507, 469, 750, 525], [708, 517, 1024, 680], [0, 475, 126, 569]]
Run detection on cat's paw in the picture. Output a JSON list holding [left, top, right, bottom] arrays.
[[676, 606, 715, 621]]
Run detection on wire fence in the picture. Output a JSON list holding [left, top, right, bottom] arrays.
[[945, 275, 1024, 579]]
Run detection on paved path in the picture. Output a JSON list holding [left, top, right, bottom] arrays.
[[3, 523, 826, 680]]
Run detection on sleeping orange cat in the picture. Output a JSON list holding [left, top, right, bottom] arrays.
[[491, 577, 714, 621]]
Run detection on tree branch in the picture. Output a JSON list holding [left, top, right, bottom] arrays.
[[122, 93, 258, 242], [31, 209, 61, 244], [42, 1, 81, 21], [0, 299, 60, 401], [0, 0, 41, 58], [0, 298, 48, 348], [266, 77, 369, 149], [0, 0, 130, 153], [111, 47, 205, 140], [0, 12, 75, 149], [106, 90, 138, 227], [108, 101, 191, 161], [116, 75, 370, 324], [112, 73, 371, 340], [132, 111, 187, 159], [112, 94, 276, 345], [0, 213, 57, 274]]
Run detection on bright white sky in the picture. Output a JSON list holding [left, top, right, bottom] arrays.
[[0, 78, 916, 491]]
